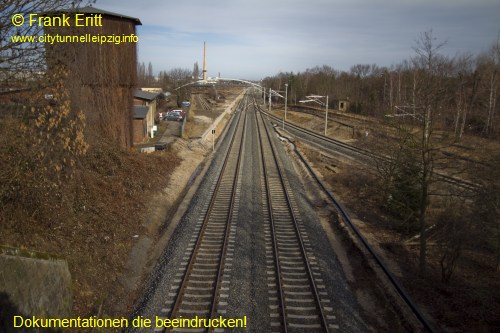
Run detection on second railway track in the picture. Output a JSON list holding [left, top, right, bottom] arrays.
[[259, 105, 478, 191], [157, 97, 248, 332], [157, 94, 339, 332], [132, 91, 429, 333], [255, 104, 338, 332]]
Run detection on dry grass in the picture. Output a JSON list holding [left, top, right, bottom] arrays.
[[296, 131, 500, 331], [0, 117, 181, 317]]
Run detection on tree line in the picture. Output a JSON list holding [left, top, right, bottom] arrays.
[[137, 62, 197, 91], [262, 31, 499, 140], [265, 30, 500, 279]]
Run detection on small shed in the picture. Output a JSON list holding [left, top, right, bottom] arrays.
[[332, 99, 349, 112], [132, 105, 149, 144], [133, 90, 160, 137]]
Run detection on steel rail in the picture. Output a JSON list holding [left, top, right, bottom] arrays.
[[259, 106, 479, 191], [291, 137, 436, 333], [255, 104, 288, 333], [252, 93, 436, 332], [255, 103, 330, 332], [208, 106, 247, 332], [165, 96, 248, 333]]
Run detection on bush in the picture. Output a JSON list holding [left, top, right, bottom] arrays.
[[375, 126, 423, 233]]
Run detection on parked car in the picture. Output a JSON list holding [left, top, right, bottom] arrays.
[[165, 110, 185, 121]]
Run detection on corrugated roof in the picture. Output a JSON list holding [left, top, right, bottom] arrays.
[[134, 89, 160, 101], [45, 6, 142, 25], [133, 105, 148, 119]]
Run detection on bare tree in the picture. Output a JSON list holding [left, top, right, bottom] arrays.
[[484, 34, 500, 135], [193, 61, 199, 80], [0, 1, 93, 218], [0, 0, 93, 91], [350, 64, 370, 78], [453, 54, 479, 140], [168, 67, 192, 87], [411, 30, 448, 276], [147, 61, 154, 85], [137, 62, 146, 86], [168, 67, 192, 103]]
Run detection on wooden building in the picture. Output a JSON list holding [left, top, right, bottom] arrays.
[[133, 90, 159, 139], [132, 105, 149, 144], [43, 7, 142, 149]]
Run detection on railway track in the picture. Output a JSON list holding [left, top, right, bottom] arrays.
[[157, 97, 247, 332], [153, 91, 440, 332], [253, 97, 435, 332], [254, 104, 337, 332], [156, 94, 339, 332], [259, 104, 478, 191], [195, 94, 212, 111]]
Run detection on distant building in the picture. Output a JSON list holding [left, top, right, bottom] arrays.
[[133, 90, 160, 139], [140, 88, 166, 106], [132, 105, 149, 144], [332, 99, 349, 112], [43, 6, 142, 149]]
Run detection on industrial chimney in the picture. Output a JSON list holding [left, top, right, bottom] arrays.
[[203, 41, 207, 81]]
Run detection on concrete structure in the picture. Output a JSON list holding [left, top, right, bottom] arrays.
[[332, 99, 349, 112], [0, 246, 72, 328]]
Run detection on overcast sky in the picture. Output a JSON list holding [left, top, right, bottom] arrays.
[[97, 0, 500, 80]]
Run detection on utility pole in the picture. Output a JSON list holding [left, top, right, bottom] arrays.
[[268, 88, 272, 113], [284, 83, 288, 130], [324, 95, 329, 136], [203, 41, 207, 81], [212, 129, 215, 152]]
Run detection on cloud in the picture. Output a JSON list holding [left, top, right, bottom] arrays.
[[97, 0, 500, 79]]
